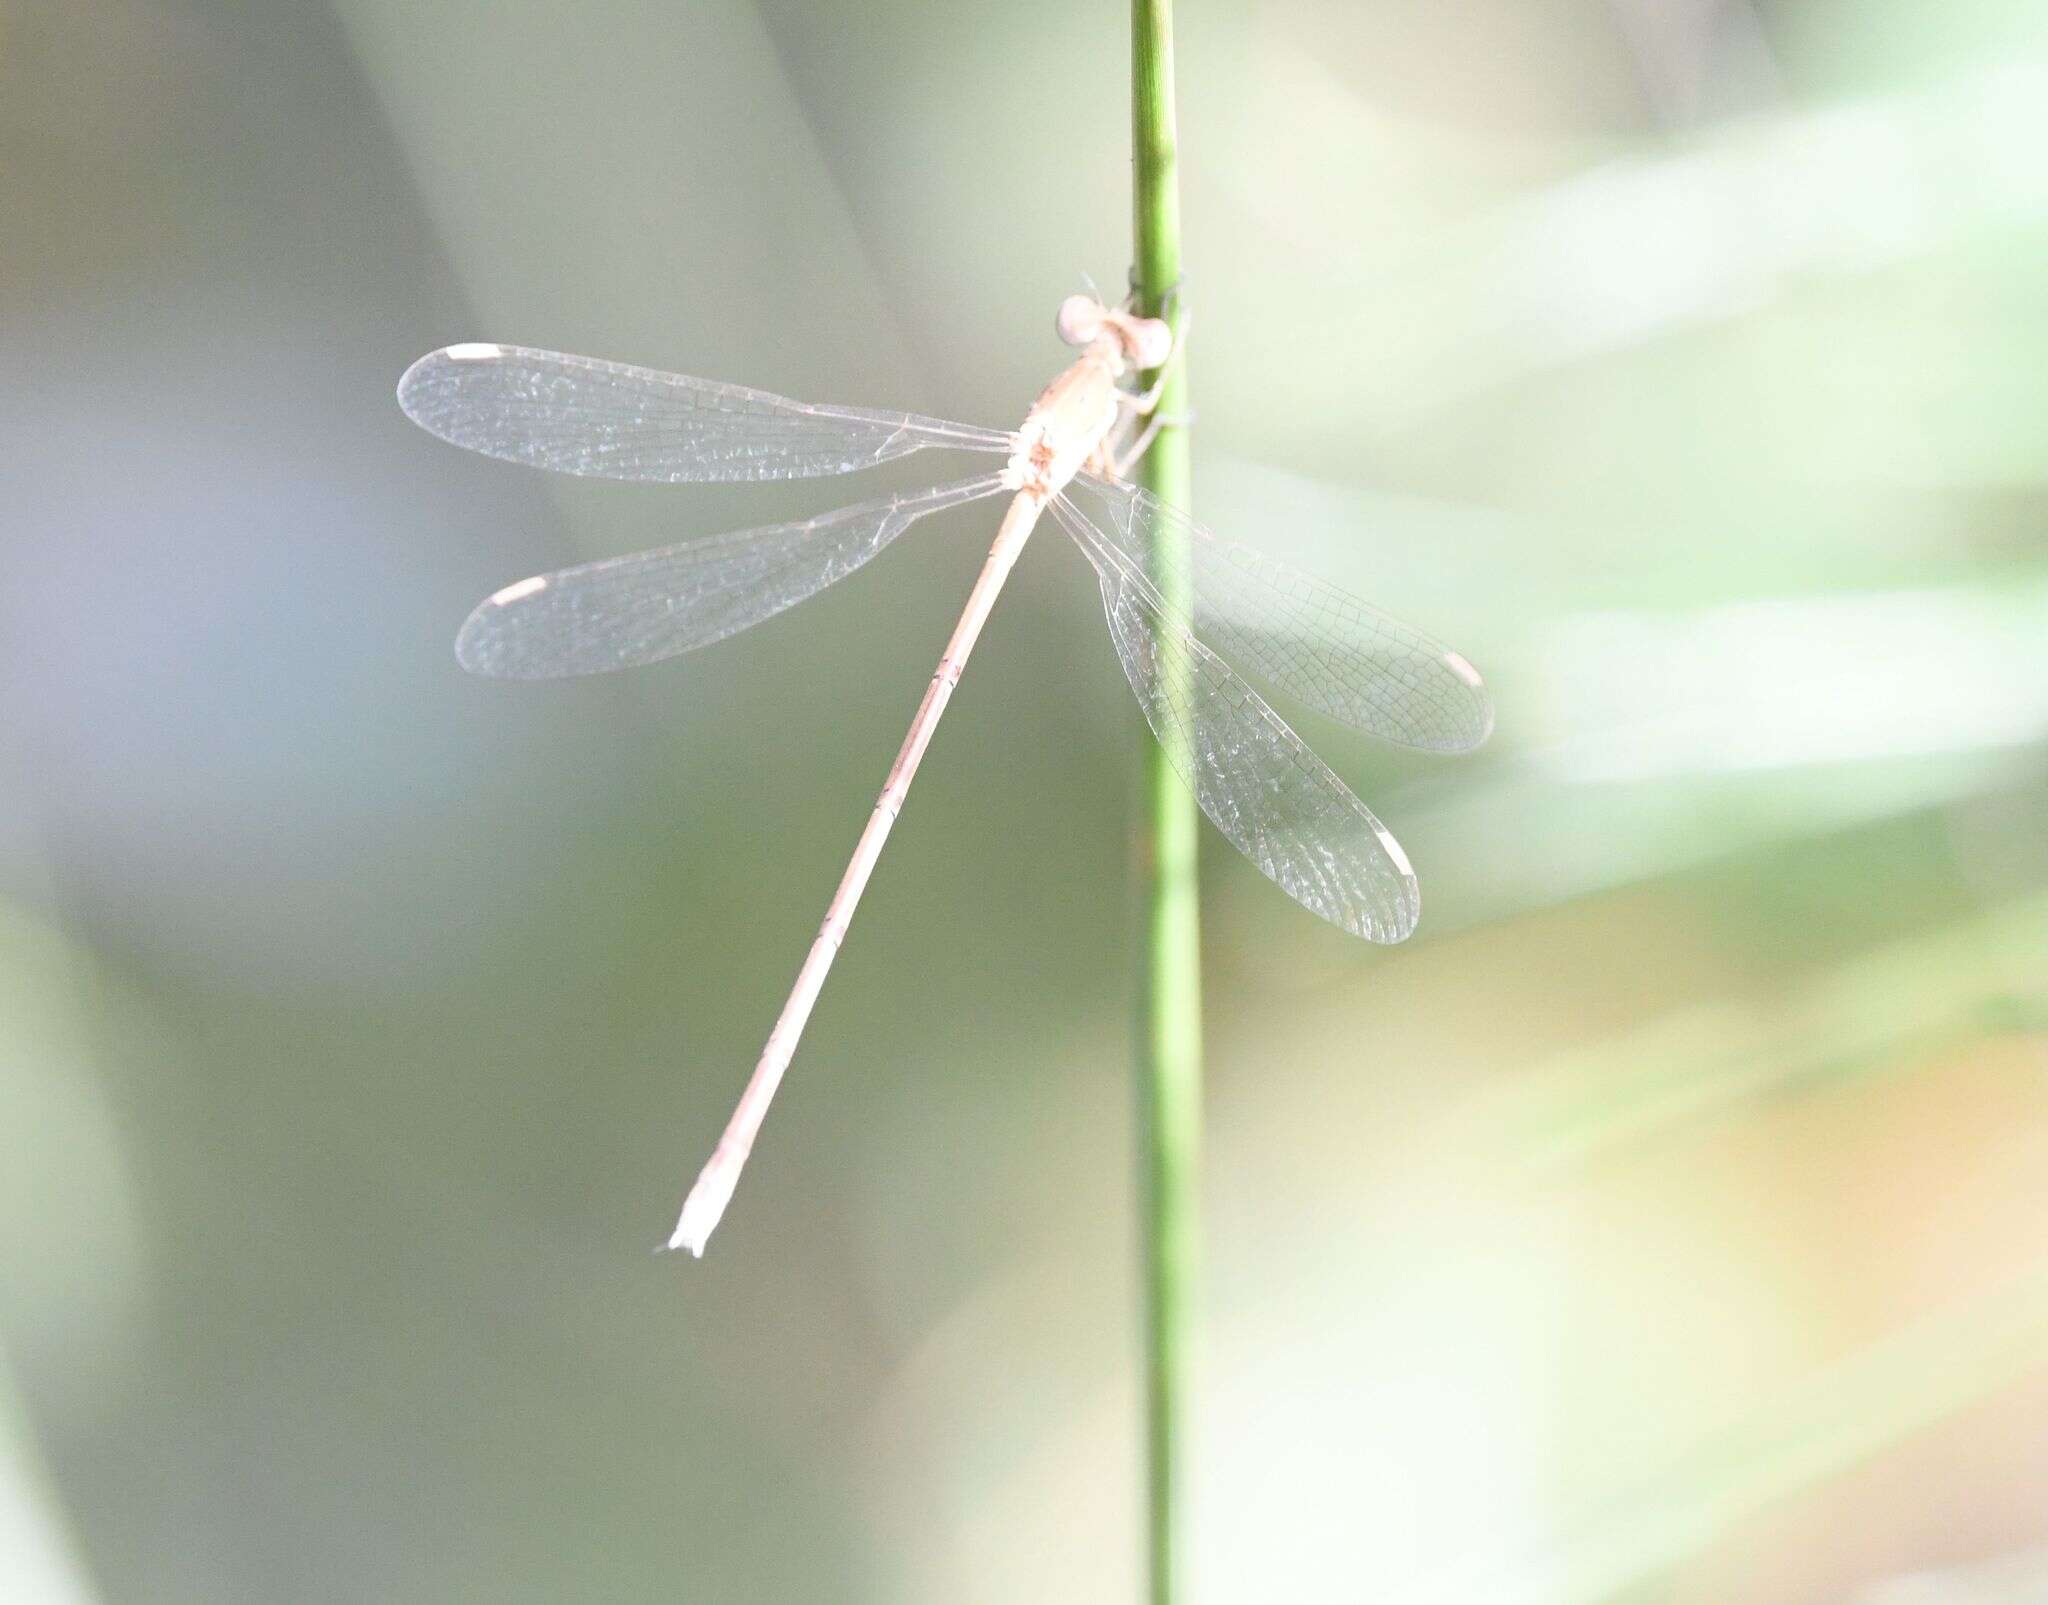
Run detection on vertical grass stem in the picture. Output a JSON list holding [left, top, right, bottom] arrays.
[[1131, 5, 1201, 1601]]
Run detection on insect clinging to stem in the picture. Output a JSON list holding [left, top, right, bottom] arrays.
[[398, 289, 1491, 1254]]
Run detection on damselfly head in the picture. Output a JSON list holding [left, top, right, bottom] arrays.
[[1122, 314, 1173, 371], [1055, 293, 1107, 347], [1057, 295, 1173, 372]]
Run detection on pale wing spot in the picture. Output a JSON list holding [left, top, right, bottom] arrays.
[[490, 574, 549, 605], [1375, 826, 1415, 879], [443, 342, 504, 361], [1443, 650, 1484, 688]]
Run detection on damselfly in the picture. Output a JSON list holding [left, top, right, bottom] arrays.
[[398, 294, 1491, 1253]]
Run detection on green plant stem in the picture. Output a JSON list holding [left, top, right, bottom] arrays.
[[1131, 5, 1201, 1603]]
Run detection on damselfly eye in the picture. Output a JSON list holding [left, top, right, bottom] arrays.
[[1055, 294, 1105, 346], [1128, 317, 1173, 370]]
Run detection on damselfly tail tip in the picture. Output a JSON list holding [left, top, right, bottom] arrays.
[[663, 1210, 711, 1259], [666, 1145, 746, 1258]]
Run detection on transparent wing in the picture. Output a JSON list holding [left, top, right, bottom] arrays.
[[1050, 495, 1420, 943], [399, 343, 1014, 483], [458, 476, 1006, 679], [1065, 475, 1492, 753]]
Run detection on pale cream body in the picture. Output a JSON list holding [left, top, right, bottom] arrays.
[[671, 298, 1172, 1254]]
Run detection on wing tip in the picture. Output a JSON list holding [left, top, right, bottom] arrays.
[[1468, 693, 1498, 750], [452, 613, 493, 678], [1442, 650, 1498, 750], [488, 574, 548, 606], [455, 573, 617, 680], [396, 343, 506, 420], [1370, 825, 1423, 945], [453, 586, 531, 678], [1375, 892, 1421, 945]]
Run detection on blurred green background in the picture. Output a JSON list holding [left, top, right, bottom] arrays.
[[7, 1, 2048, 1600]]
